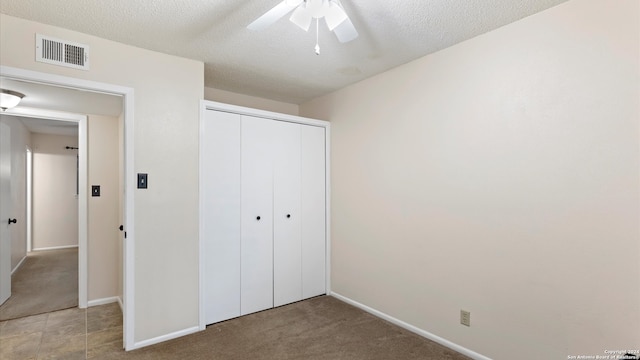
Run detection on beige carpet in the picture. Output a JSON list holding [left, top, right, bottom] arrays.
[[0, 248, 78, 321], [92, 296, 471, 360]]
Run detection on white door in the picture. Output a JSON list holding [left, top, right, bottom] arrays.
[[273, 121, 302, 307], [202, 109, 328, 323], [240, 115, 275, 315], [202, 111, 242, 324], [301, 125, 326, 298], [0, 122, 12, 305]]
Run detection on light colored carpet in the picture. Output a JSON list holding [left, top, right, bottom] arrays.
[[0, 248, 78, 321], [93, 296, 472, 360], [1, 293, 473, 359]]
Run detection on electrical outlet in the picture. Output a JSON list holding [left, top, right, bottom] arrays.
[[460, 310, 471, 327]]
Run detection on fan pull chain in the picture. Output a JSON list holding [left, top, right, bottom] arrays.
[[314, 18, 320, 55]]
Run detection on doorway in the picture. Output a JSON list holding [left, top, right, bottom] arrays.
[[0, 114, 84, 320], [0, 65, 135, 350]]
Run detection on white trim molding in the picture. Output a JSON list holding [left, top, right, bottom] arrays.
[[88, 296, 120, 307], [130, 326, 201, 350], [198, 100, 206, 331], [32, 245, 80, 251], [330, 292, 492, 360], [11, 256, 27, 275]]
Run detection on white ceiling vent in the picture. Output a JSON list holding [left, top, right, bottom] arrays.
[[35, 34, 89, 70]]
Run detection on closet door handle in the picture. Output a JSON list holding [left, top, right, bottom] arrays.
[[256, 216, 261, 221], [286, 214, 291, 219], [8, 218, 17, 225]]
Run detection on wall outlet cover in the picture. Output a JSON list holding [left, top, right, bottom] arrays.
[[460, 310, 471, 327]]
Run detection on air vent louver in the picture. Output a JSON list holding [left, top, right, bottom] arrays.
[[36, 34, 89, 70]]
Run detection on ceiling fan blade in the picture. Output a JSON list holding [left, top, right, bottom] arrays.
[[333, 17, 358, 43], [247, 0, 302, 31], [290, 5, 313, 31], [325, 1, 347, 31]]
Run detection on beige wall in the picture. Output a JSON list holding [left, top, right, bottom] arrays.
[[31, 133, 78, 250], [204, 87, 299, 116], [300, 0, 640, 358], [0, 115, 30, 270], [0, 14, 203, 342], [88, 114, 119, 302]]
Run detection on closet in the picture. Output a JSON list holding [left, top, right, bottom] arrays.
[[201, 103, 328, 325]]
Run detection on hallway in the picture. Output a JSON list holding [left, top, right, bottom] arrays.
[[0, 249, 78, 321]]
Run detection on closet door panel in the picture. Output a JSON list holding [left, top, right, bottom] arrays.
[[273, 121, 302, 307], [241, 115, 275, 315], [301, 125, 326, 299], [202, 111, 242, 324]]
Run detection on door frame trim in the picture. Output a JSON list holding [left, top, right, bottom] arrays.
[[0, 65, 136, 350], [25, 146, 32, 254], [3, 108, 87, 304]]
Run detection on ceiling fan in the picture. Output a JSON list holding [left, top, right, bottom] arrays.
[[248, 0, 359, 54]]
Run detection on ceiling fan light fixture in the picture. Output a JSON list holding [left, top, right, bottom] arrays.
[[324, 1, 348, 30], [248, 0, 359, 51], [306, 0, 328, 18], [290, 6, 313, 31], [333, 17, 358, 43], [248, 0, 301, 31], [0, 89, 25, 111]]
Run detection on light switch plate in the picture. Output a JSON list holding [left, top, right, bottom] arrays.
[[137, 173, 148, 189]]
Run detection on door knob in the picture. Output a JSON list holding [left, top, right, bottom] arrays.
[[256, 216, 261, 221], [8, 218, 17, 225], [286, 214, 291, 219], [119, 225, 124, 231]]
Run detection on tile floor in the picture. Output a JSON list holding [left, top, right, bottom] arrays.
[[0, 302, 122, 360]]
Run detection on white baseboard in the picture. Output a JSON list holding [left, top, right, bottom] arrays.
[[32, 245, 79, 251], [330, 292, 492, 360], [88, 296, 120, 307], [11, 255, 27, 275], [117, 296, 123, 312], [129, 326, 201, 351]]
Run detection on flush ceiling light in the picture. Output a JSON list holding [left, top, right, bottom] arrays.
[[0, 89, 25, 111]]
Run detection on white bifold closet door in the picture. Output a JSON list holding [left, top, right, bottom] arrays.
[[300, 125, 326, 299], [240, 116, 276, 315], [272, 120, 303, 308], [203, 109, 326, 325], [202, 111, 242, 325]]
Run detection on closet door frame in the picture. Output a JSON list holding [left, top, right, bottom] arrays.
[[198, 100, 331, 330]]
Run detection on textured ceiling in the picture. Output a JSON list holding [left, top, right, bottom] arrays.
[[0, 0, 568, 104]]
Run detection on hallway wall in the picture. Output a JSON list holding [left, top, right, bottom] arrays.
[[88, 114, 120, 302], [32, 133, 78, 250]]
